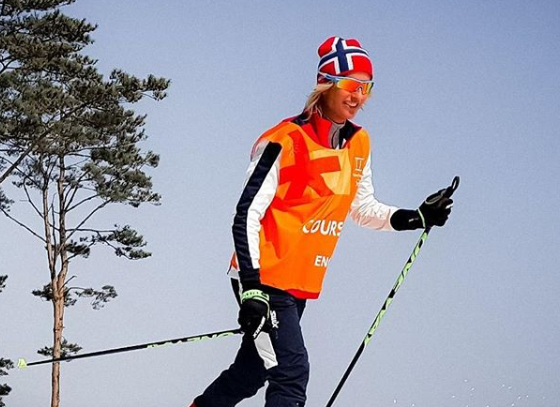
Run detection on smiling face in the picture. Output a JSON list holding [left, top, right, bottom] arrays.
[[320, 72, 372, 123]]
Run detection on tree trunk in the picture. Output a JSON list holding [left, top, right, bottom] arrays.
[[50, 154, 68, 407], [50, 295, 64, 407]]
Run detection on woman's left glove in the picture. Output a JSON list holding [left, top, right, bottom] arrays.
[[238, 289, 270, 339]]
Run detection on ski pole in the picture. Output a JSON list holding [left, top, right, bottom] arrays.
[[326, 176, 460, 407], [18, 328, 242, 368]]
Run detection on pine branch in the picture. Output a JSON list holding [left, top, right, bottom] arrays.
[[0, 127, 52, 185]]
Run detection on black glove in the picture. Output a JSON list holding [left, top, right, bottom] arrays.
[[390, 178, 458, 230], [238, 288, 270, 339], [418, 187, 454, 227]]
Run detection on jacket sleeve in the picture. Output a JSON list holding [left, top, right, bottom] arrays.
[[349, 156, 398, 231], [232, 140, 282, 289]]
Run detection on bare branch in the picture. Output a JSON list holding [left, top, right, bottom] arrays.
[[0, 207, 45, 242], [51, 198, 58, 251], [65, 200, 110, 241], [42, 185, 57, 277], [22, 182, 42, 218], [66, 228, 115, 233], [63, 172, 95, 209], [64, 276, 77, 287], [65, 193, 100, 213]]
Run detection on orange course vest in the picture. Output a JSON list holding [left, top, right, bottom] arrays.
[[234, 119, 370, 299]]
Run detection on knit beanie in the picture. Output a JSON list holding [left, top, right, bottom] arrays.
[[317, 36, 373, 80]]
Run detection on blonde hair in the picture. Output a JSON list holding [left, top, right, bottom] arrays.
[[303, 82, 334, 120]]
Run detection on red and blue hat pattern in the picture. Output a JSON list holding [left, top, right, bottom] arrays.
[[317, 36, 373, 80]]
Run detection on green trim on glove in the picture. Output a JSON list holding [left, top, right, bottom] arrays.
[[241, 289, 269, 304]]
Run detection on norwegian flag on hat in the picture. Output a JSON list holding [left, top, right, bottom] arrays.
[[317, 36, 373, 79]]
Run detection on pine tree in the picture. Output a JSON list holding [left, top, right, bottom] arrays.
[[0, 1, 169, 406]]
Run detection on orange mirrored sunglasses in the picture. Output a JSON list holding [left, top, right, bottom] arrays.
[[321, 73, 374, 95]]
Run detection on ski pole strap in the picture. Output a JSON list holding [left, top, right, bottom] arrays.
[[417, 209, 426, 229], [447, 176, 460, 197], [241, 289, 269, 304]]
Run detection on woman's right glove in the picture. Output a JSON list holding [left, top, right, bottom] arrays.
[[238, 288, 270, 339], [418, 187, 454, 228], [390, 183, 456, 231]]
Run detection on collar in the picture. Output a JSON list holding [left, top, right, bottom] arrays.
[[290, 112, 361, 149]]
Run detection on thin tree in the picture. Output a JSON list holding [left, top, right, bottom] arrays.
[[0, 1, 169, 406]]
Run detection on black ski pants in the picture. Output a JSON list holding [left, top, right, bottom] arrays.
[[193, 280, 309, 407]]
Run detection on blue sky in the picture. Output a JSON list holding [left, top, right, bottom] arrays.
[[1, 0, 560, 406]]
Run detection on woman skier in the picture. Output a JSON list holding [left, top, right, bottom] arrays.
[[189, 36, 453, 407]]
